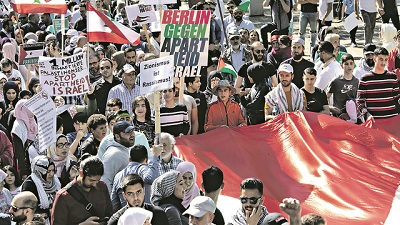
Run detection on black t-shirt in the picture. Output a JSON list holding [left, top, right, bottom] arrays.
[[213, 207, 225, 225], [238, 61, 276, 88], [184, 90, 208, 134], [301, 87, 328, 112], [301, 3, 318, 13], [383, 0, 397, 14], [282, 58, 315, 89]]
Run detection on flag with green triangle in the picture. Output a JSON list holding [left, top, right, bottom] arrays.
[[237, 0, 250, 12]]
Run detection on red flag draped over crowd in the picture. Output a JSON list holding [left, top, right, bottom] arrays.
[[175, 111, 400, 224]]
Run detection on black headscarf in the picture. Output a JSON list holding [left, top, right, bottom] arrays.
[[3, 81, 19, 107]]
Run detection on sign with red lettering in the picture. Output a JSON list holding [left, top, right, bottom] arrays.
[[38, 53, 90, 96], [160, 10, 210, 77]]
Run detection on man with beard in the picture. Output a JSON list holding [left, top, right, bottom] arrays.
[[223, 0, 249, 28], [236, 41, 277, 94], [157, 132, 183, 175], [101, 121, 138, 192], [282, 38, 314, 88], [314, 41, 342, 92], [230, 179, 302, 225], [123, 47, 138, 71], [9, 191, 38, 225], [51, 156, 113, 225], [226, 8, 255, 35], [354, 44, 376, 80], [111, 145, 161, 211], [0, 18, 14, 39], [89, 55, 102, 83], [265, 64, 304, 120], [108, 174, 168, 225], [222, 29, 252, 73], [239, 28, 250, 47]]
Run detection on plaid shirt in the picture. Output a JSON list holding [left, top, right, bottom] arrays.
[[158, 156, 183, 176], [107, 82, 141, 115]]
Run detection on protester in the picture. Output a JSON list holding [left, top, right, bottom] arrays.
[[80, 114, 108, 157], [132, 96, 155, 146], [0, 169, 12, 224], [183, 196, 216, 225], [388, 31, 400, 77], [118, 207, 153, 225], [301, 68, 330, 115], [3, 165, 22, 198], [9, 191, 38, 225], [201, 166, 225, 225], [380, 23, 397, 53], [203, 71, 222, 106], [354, 44, 376, 80], [176, 162, 201, 209]]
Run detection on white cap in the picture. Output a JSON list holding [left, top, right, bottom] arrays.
[[183, 196, 216, 217], [66, 29, 78, 36], [118, 208, 153, 225], [277, 64, 293, 73]]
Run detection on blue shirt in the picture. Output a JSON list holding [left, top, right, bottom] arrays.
[[343, 0, 355, 15]]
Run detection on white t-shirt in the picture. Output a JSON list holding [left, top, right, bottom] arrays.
[[315, 59, 342, 92], [318, 0, 334, 21], [359, 0, 377, 13]]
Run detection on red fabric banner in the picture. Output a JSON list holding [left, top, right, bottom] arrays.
[[175, 111, 400, 224]]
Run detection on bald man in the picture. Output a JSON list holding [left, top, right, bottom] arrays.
[[9, 191, 38, 225]]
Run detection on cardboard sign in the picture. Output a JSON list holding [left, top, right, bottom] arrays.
[[38, 53, 90, 96], [53, 18, 69, 34], [24, 90, 56, 153], [126, 4, 157, 25], [140, 55, 174, 95], [160, 10, 210, 77], [19, 42, 45, 65]]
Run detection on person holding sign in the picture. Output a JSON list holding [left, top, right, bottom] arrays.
[[204, 80, 246, 132]]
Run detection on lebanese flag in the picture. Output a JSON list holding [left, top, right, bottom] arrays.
[[175, 111, 400, 224], [87, 3, 140, 45], [10, 0, 67, 14]]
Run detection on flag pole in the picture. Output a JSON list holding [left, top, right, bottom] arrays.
[[142, 24, 153, 53], [216, 0, 229, 48]]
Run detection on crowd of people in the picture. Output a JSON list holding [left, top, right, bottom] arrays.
[[0, 0, 399, 224]]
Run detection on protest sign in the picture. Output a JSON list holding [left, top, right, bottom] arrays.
[[53, 18, 69, 34], [140, 55, 174, 95], [143, 0, 176, 5], [126, 4, 157, 25], [160, 10, 210, 77], [19, 42, 45, 65], [24, 90, 56, 154], [38, 53, 90, 96]]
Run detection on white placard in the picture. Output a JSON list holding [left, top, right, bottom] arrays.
[[343, 12, 362, 33], [140, 55, 174, 95], [126, 4, 158, 25], [143, 0, 177, 5], [24, 90, 56, 153], [38, 53, 90, 96]]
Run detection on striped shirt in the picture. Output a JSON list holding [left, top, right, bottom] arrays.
[[107, 82, 140, 115], [357, 71, 400, 119], [160, 104, 190, 137]]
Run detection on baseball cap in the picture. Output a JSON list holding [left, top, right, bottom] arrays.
[[70, 36, 78, 47], [123, 64, 136, 74], [113, 121, 134, 134], [277, 64, 293, 73], [66, 29, 78, 37], [292, 38, 305, 46], [363, 43, 376, 55], [228, 28, 240, 39], [262, 213, 289, 225], [183, 196, 216, 217]]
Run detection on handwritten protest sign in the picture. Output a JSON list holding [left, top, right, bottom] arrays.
[[160, 10, 210, 77], [38, 53, 90, 96], [140, 55, 174, 95], [19, 42, 45, 65], [126, 4, 157, 25], [24, 90, 56, 153]]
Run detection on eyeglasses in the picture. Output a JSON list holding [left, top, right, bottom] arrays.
[[100, 66, 111, 70], [10, 205, 30, 212], [163, 89, 174, 93], [240, 197, 261, 204], [56, 142, 70, 148], [230, 36, 240, 40], [2, 70, 12, 74], [253, 49, 266, 54], [227, 6, 234, 9]]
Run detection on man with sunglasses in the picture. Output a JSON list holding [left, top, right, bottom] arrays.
[[9, 191, 38, 225], [223, 1, 250, 28], [89, 58, 121, 115], [0, 58, 26, 90], [226, 8, 255, 37]]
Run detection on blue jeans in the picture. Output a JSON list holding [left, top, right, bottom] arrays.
[[299, 12, 318, 47], [361, 10, 376, 44]]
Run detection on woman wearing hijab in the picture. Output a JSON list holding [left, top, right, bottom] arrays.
[[151, 170, 188, 225], [49, 134, 77, 187], [28, 77, 41, 96], [1, 81, 19, 130], [118, 208, 153, 225], [0, 73, 7, 101], [11, 99, 38, 177], [0, 169, 12, 225], [21, 156, 61, 221], [176, 162, 201, 209]]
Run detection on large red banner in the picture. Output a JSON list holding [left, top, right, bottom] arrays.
[[175, 111, 400, 224]]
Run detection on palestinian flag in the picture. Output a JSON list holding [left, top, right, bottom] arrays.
[[217, 58, 237, 78], [10, 0, 67, 14], [87, 3, 140, 45], [237, 0, 250, 12]]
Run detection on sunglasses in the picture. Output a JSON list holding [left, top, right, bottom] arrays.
[[2, 70, 12, 74], [233, 12, 243, 15], [230, 36, 240, 40], [227, 6, 234, 9], [57, 142, 70, 148], [10, 205, 30, 212], [100, 66, 111, 70], [254, 49, 266, 54], [240, 197, 261, 204], [163, 89, 174, 93]]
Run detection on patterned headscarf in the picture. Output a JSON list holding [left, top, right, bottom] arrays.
[[176, 162, 200, 208], [150, 170, 180, 206], [14, 99, 38, 141]]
